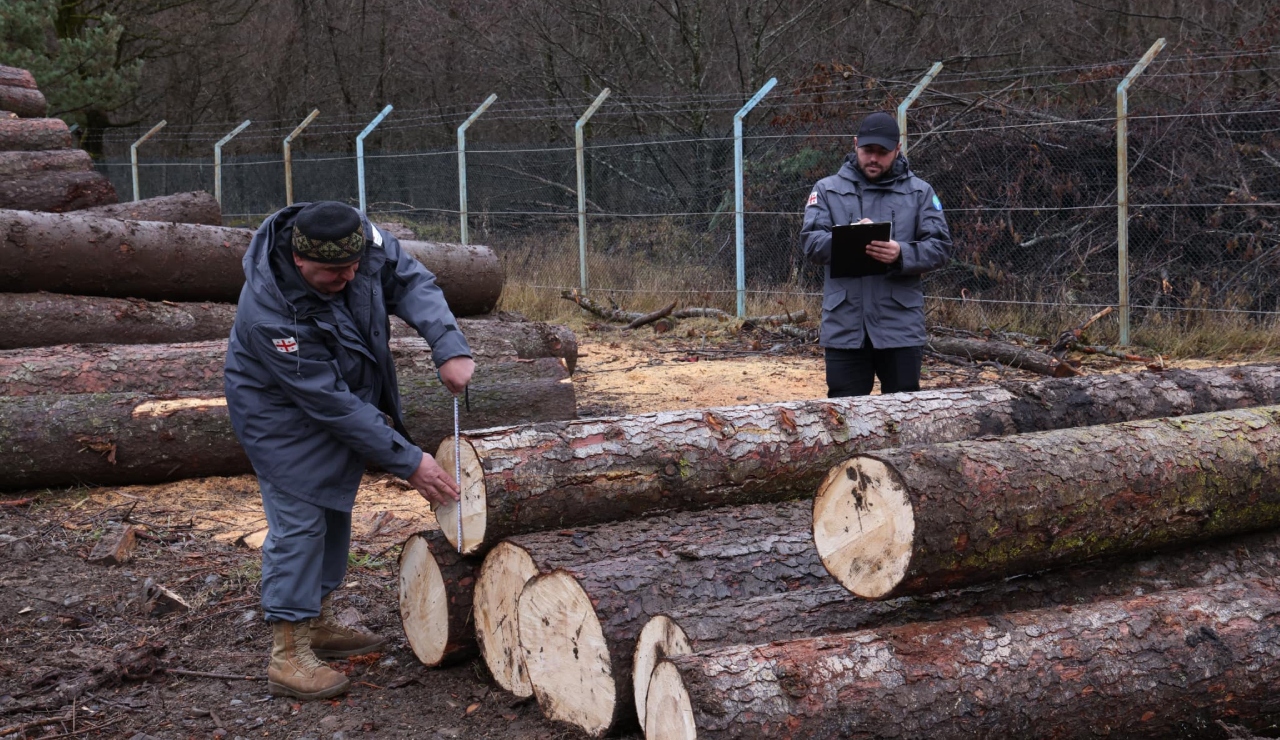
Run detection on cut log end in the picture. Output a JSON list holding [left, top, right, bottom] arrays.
[[633, 615, 692, 730], [398, 533, 451, 666], [431, 436, 486, 553], [474, 542, 539, 696], [644, 660, 697, 740], [517, 570, 615, 737], [813, 456, 915, 599]]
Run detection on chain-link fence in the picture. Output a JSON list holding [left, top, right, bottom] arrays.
[[97, 48, 1280, 344]]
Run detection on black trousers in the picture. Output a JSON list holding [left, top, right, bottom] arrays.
[[825, 341, 924, 398]]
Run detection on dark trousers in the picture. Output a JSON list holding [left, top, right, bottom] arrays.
[[259, 479, 351, 623], [825, 341, 924, 398]]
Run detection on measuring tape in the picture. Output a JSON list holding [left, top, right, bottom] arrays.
[[454, 394, 463, 554]]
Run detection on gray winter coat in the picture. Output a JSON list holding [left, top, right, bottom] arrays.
[[801, 155, 952, 349], [224, 204, 471, 511]]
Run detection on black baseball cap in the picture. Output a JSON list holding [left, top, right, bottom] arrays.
[[856, 112, 900, 151]]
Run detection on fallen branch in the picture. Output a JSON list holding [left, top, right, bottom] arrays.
[[1069, 343, 1156, 363], [561, 290, 641, 322], [927, 335, 1079, 377], [1, 497, 34, 507], [1050, 306, 1115, 359], [164, 668, 262, 681], [0, 715, 71, 737], [626, 301, 676, 330]]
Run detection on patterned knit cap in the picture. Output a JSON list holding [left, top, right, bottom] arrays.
[[291, 201, 366, 263]]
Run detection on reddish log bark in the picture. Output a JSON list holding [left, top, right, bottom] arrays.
[[398, 530, 481, 667], [814, 405, 1280, 599], [396, 315, 578, 373], [648, 578, 1280, 740], [633, 527, 1280, 730], [0, 209, 502, 315], [927, 335, 1075, 376], [0, 118, 73, 151], [0, 371, 574, 491], [77, 191, 222, 225], [0, 150, 93, 179], [0, 85, 47, 118], [0, 340, 566, 395], [0, 293, 238, 349], [476, 501, 827, 733], [438, 363, 1280, 555], [0, 66, 38, 89], [0, 170, 118, 212]]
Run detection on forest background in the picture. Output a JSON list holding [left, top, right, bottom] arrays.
[[2, 0, 1278, 350]]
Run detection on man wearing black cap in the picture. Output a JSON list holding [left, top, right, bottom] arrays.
[[801, 111, 952, 397], [224, 201, 474, 699]]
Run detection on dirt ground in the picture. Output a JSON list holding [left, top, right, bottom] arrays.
[[0, 325, 1268, 739]]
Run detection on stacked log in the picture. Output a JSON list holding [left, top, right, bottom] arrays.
[[631, 527, 1280, 729], [398, 530, 481, 667], [811, 405, 1280, 599], [77, 191, 223, 226], [0, 66, 47, 118], [644, 578, 1280, 739], [433, 364, 1280, 554], [0, 117, 73, 151], [0, 208, 503, 315]]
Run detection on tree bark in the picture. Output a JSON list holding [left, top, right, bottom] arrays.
[[0, 293, 239, 349], [392, 315, 578, 373], [439, 363, 1280, 555], [0, 340, 567, 395], [0, 150, 93, 179], [497, 501, 828, 736], [0, 85, 47, 118], [0, 66, 38, 89], [0, 170, 118, 212], [814, 405, 1280, 600], [647, 578, 1280, 740], [398, 530, 481, 667], [928, 335, 1075, 376], [0, 118, 73, 151], [0, 209, 503, 315], [76, 191, 222, 225], [0, 370, 574, 490], [633, 526, 1280, 731]]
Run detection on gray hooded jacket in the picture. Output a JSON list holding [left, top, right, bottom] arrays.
[[224, 204, 471, 511], [801, 155, 952, 349]]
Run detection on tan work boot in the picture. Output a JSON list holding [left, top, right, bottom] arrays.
[[310, 594, 387, 659], [267, 620, 350, 700]]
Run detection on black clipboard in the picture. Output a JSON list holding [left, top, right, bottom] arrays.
[[830, 222, 893, 278]]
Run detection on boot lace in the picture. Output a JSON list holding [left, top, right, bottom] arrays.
[[292, 621, 328, 671]]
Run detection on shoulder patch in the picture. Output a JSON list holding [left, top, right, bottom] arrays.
[[931, 194, 943, 211], [807, 191, 819, 207], [272, 336, 298, 353]]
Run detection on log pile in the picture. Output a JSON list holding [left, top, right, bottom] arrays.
[[0, 66, 117, 212], [398, 363, 1280, 738]]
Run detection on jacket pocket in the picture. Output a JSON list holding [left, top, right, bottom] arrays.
[[823, 288, 848, 311], [889, 283, 924, 308]]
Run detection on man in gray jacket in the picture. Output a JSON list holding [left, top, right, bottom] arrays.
[[801, 111, 952, 396], [225, 201, 474, 699]]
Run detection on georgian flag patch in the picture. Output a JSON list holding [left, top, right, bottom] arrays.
[[807, 191, 819, 207], [272, 336, 298, 353]]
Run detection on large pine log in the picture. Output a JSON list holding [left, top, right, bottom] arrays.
[[927, 334, 1074, 376], [632, 527, 1280, 730], [0, 170, 118, 212], [398, 530, 481, 667], [0, 85, 47, 118], [0, 372, 574, 491], [646, 578, 1280, 740], [435, 363, 1280, 554], [486, 502, 828, 736], [77, 191, 222, 226], [0, 118, 73, 151], [0, 339, 568, 395], [814, 405, 1280, 600], [0, 293, 579, 371], [0, 209, 503, 315], [0, 150, 93, 179], [0, 67, 38, 89]]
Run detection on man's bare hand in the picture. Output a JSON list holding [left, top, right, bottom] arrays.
[[866, 239, 901, 264], [408, 453, 459, 507], [439, 356, 475, 395]]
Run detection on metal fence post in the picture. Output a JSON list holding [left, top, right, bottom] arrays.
[[897, 62, 943, 156], [357, 105, 394, 213], [1117, 38, 1166, 345], [284, 109, 320, 206], [734, 78, 777, 317], [130, 120, 166, 202], [458, 94, 498, 245], [575, 88, 611, 293], [214, 120, 252, 207]]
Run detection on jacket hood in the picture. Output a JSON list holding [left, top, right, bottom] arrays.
[[838, 153, 912, 187]]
